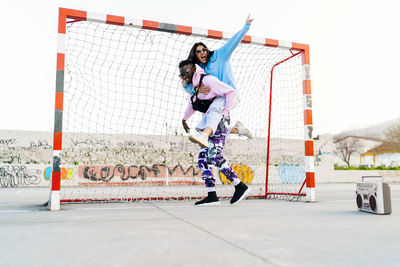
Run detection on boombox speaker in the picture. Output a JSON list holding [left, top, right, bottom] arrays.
[[356, 176, 391, 215]]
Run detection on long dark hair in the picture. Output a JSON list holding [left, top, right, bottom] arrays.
[[187, 42, 214, 65]]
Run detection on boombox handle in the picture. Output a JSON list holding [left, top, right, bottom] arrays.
[[362, 176, 383, 182]]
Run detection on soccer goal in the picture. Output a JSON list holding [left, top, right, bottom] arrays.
[[48, 7, 315, 210]]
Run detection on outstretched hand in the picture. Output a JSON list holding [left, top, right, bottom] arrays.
[[182, 119, 190, 133], [246, 14, 254, 24]]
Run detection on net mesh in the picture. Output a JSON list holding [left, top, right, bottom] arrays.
[[58, 20, 306, 202]]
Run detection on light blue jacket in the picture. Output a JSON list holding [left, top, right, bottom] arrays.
[[185, 22, 251, 94]]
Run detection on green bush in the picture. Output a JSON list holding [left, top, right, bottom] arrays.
[[334, 164, 400, 170]]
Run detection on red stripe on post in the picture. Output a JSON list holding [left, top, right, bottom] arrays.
[[292, 42, 307, 52], [56, 53, 65, 71], [207, 30, 223, 39], [53, 132, 62, 150], [58, 8, 67, 34], [64, 8, 87, 20], [299, 45, 310, 65], [52, 171, 61, 190], [107, 14, 124, 26], [241, 35, 252, 43], [142, 20, 159, 30], [265, 38, 279, 47], [305, 141, 314, 156], [177, 25, 192, 35], [304, 109, 313, 125], [306, 172, 315, 188], [55, 92, 63, 110], [303, 80, 312, 95]]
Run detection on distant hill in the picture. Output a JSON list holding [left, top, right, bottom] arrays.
[[335, 118, 400, 139]]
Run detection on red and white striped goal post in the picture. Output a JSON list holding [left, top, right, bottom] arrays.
[[50, 7, 315, 210]]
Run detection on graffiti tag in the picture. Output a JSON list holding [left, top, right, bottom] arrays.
[[44, 167, 74, 181], [30, 140, 52, 149], [0, 138, 16, 146], [0, 165, 41, 187], [117, 141, 155, 149], [278, 164, 305, 184], [219, 164, 254, 184], [78, 164, 201, 182], [70, 139, 109, 147]]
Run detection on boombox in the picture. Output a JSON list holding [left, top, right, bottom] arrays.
[[356, 176, 391, 215]]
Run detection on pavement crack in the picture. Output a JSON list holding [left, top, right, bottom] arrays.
[[150, 203, 281, 267]]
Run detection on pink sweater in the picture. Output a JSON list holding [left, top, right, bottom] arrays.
[[183, 64, 237, 120]]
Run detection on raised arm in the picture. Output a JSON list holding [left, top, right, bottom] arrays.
[[217, 15, 253, 60]]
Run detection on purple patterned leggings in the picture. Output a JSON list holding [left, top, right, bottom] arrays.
[[197, 117, 238, 188]]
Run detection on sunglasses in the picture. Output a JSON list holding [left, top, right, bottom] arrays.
[[179, 68, 192, 79], [195, 48, 208, 54]]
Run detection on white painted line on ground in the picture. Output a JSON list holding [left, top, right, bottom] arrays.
[[1, 198, 399, 213], [0, 190, 25, 195], [74, 201, 306, 211], [0, 210, 32, 213], [72, 198, 400, 210], [323, 198, 400, 203], [78, 206, 154, 211], [322, 200, 354, 203]]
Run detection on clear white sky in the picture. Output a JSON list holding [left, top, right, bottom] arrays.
[[1, 0, 399, 135]]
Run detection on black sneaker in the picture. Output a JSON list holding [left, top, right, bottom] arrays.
[[195, 191, 220, 206], [230, 182, 251, 204]]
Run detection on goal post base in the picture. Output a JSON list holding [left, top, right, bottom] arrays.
[[305, 187, 316, 202], [48, 191, 61, 211]]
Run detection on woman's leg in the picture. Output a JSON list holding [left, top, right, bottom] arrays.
[[195, 97, 252, 138]]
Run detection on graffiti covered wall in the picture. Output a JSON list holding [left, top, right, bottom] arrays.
[[0, 130, 340, 187]]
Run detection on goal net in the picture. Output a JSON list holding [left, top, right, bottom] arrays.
[[49, 8, 315, 210]]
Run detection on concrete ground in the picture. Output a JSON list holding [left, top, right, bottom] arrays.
[[1, 183, 399, 267]]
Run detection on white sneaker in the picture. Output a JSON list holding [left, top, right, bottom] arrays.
[[189, 133, 209, 148], [233, 121, 254, 139]]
